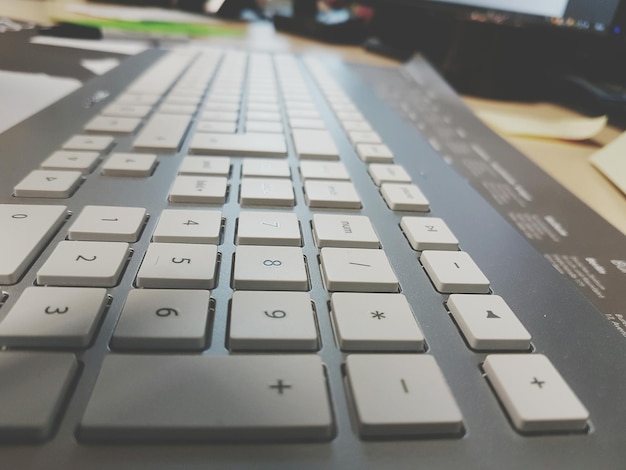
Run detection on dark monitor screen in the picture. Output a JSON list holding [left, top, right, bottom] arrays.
[[400, 0, 622, 35]]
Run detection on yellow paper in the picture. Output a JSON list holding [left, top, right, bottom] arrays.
[[590, 131, 626, 196]]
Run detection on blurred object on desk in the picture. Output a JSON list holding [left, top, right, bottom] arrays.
[[590, 131, 626, 197]]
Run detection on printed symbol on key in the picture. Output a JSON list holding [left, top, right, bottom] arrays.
[[263, 259, 282, 267], [370, 310, 386, 320], [156, 307, 179, 318], [531, 377, 546, 389], [264, 309, 287, 319], [270, 379, 292, 395], [486, 310, 500, 319], [262, 221, 280, 228], [349, 261, 371, 267]]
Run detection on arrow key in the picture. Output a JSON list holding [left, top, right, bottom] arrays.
[[447, 294, 531, 350]]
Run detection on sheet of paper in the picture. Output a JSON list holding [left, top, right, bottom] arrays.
[[80, 58, 121, 75], [0, 70, 81, 135], [590, 131, 626, 196], [30, 36, 149, 55], [464, 98, 608, 141], [66, 4, 222, 24]]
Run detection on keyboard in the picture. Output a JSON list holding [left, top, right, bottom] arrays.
[[0, 45, 625, 469]]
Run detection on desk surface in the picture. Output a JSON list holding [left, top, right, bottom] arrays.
[[1, 1, 625, 235]]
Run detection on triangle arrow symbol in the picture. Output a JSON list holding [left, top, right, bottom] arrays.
[[486, 310, 500, 319]]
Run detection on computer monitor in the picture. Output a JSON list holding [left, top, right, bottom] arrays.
[[364, 0, 626, 100]]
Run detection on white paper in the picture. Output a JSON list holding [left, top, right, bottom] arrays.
[[30, 36, 148, 55], [0, 70, 82, 134], [590, 131, 626, 196], [80, 58, 121, 75]]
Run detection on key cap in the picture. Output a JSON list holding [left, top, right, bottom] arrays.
[[287, 109, 320, 120], [346, 354, 463, 437], [37, 241, 130, 287], [299, 161, 350, 181], [85, 116, 141, 134], [101, 103, 152, 119], [241, 159, 290, 178], [304, 180, 361, 209], [163, 96, 201, 107], [204, 102, 240, 112], [246, 121, 283, 134], [40, 150, 100, 174], [368, 164, 411, 186], [0, 352, 77, 441], [349, 131, 382, 145], [63, 135, 114, 152], [195, 121, 237, 134], [201, 111, 238, 122], [229, 291, 318, 351], [312, 214, 379, 248], [79, 354, 333, 441], [168, 175, 228, 205], [0, 204, 67, 284], [319, 247, 399, 293], [247, 111, 281, 122], [342, 120, 372, 132], [111, 289, 211, 350], [14, 170, 82, 198], [381, 183, 430, 212], [152, 209, 222, 244], [136, 243, 218, 289], [331, 293, 424, 351], [356, 143, 394, 163], [133, 114, 190, 152], [289, 118, 325, 129], [190, 133, 287, 157], [0, 287, 108, 348], [447, 294, 531, 350], [483, 354, 589, 432], [159, 104, 197, 116], [233, 245, 308, 291], [237, 211, 301, 246], [292, 129, 339, 159], [421, 250, 490, 294], [68, 206, 146, 242], [400, 216, 459, 251], [115, 94, 161, 106], [101, 153, 157, 177], [178, 156, 231, 176], [240, 178, 295, 207]]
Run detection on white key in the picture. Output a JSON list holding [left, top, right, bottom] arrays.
[[158, 104, 197, 116], [133, 114, 190, 152], [331, 293, 424, 351], [0, 287, 108, 348], [136, 243, 218, 289], [247, 102, 279, 112], [152, 209, 222, 244], [342, 120, 372, 132], [289, 118, 325, 130], [40, 151, 100, 174], [312, 214, 379, 248], [237, 211, 301, 246], [292, 129, 339, 159], [163, 96, 200, 106], [195, 121, 236, 134], [287, 109, 320, 119], [483, 354, 589, 432], [190, 133, 287, 157], [356, 143, 394, 163], [201, 111, 238, 122], [400, 217, 459, 251], [115, 93, 161, 106], [346, 355, 463, 437], [233, 245, 308, 291], [205, 93, 240, 103], [80, 354, 333, 441], [247, 111, 281, 122], [63, 135, 114, 152], [168, 175, 228, 205], [241, 159, 290, 178], [102, 103, 152, 118], [101, 153, 157, 177], [14, 170, 82, 198], [285, 101, 315, 110], [178, 156, 231, 176], [0, 352, 77, 441], [368, 164, 411, 186], [319, 247, 399, 293], [420, 250, 490, 294], [0, 204, 67, 284], [240, 178, 294, 207], [381, 183, 430, 212], [37, 241, 129, 287], [85, 116, 141, 134], [245, 121, 283, 134], [204, 102, 239, 112], [304, 180, 361, 209], [299, 161, 349, 181], [447, 294, 531, 350], [68, 206, 146, 242], [111, 289, 211, 350], [229, 291, 318, 351], [349, 131, 382, 145], [337, 111, 363, 121]]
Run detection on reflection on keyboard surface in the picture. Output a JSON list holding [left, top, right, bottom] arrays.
[[0, 46, 621, 469]]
